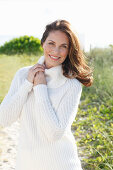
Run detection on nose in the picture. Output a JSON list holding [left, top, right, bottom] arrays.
[[53, 47, 60, 54]]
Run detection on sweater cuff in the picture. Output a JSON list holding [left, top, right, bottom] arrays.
[[22, 79, 33, 92], [33, 84, 48, 102]]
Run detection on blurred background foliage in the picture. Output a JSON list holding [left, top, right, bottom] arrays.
[[0, 35, 43, 56]]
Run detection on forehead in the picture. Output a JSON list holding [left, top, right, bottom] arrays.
[[46, 30, 69, 44]]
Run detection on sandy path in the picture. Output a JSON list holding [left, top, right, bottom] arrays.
[[0, 121, 20, 170]]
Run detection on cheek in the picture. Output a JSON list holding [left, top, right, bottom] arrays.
[[44, 46, 50, 54], [61, 51, 68, 58], [60, 54, 67, 62]]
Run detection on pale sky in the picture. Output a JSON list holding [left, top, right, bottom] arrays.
[[0, 0, 113, 51]]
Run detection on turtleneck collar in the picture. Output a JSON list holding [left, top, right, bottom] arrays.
[[37, 55, 68, 88]]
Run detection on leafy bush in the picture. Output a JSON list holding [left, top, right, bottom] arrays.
[[0, 35, 43, 55]]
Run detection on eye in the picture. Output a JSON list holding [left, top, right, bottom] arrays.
[[61, 45, 67, 48], [48, 42, 54, 45]]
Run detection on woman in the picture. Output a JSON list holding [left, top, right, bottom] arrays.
[[0, 20, 93, 170]]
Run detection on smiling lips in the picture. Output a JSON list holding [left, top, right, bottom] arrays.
[[49, 55, 60, 61]]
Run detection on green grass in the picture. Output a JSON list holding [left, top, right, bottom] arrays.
[[73, 48, 113, 170], [0, 54, 40, 101], [73, 103, 113, 170]]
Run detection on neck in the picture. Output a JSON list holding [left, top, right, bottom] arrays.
[[44, 61, 52, 69], [37, 55, 68, 88], [44, 60, 59, 69]]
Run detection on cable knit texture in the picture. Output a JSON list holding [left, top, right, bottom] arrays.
[[0, 55, 83, 170]]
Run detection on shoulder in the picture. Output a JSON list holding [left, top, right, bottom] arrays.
[[15, 65, 33, 81], [68, 78, 82, 92], [63, 78, 82, 102], [17, 65, 32, 74]]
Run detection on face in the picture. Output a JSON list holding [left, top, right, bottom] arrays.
[[42, 30, 69, 69]]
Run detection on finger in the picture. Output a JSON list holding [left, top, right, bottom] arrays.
[[42, 64, 46, 68], [36, 70, 45, 75], [33, 68, 45, 74], [31, 65, 44, 70], [34, 66, 45, 71], [31, 63, 45, 70], [35, 71, 45, 77]]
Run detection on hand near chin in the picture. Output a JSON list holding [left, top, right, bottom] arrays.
[[33, 71, 47, 86], [27, 63, 47, 86]]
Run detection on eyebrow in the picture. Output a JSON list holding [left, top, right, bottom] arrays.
[[48, 40, 69, 46]]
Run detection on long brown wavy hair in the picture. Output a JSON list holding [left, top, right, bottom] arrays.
[[41, 19, 93, 87]]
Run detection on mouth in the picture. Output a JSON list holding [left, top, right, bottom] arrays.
[[49, 55, 60, 61]]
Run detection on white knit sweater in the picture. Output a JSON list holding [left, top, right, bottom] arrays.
[[0, 55, 83, 170]]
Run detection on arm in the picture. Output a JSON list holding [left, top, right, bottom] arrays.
[[33, 81, 82, 142], [0, 68, 33, 128]]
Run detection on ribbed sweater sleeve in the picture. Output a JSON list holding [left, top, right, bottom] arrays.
[[33, 82, 82, 142], [0, 69, 33, 128]]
